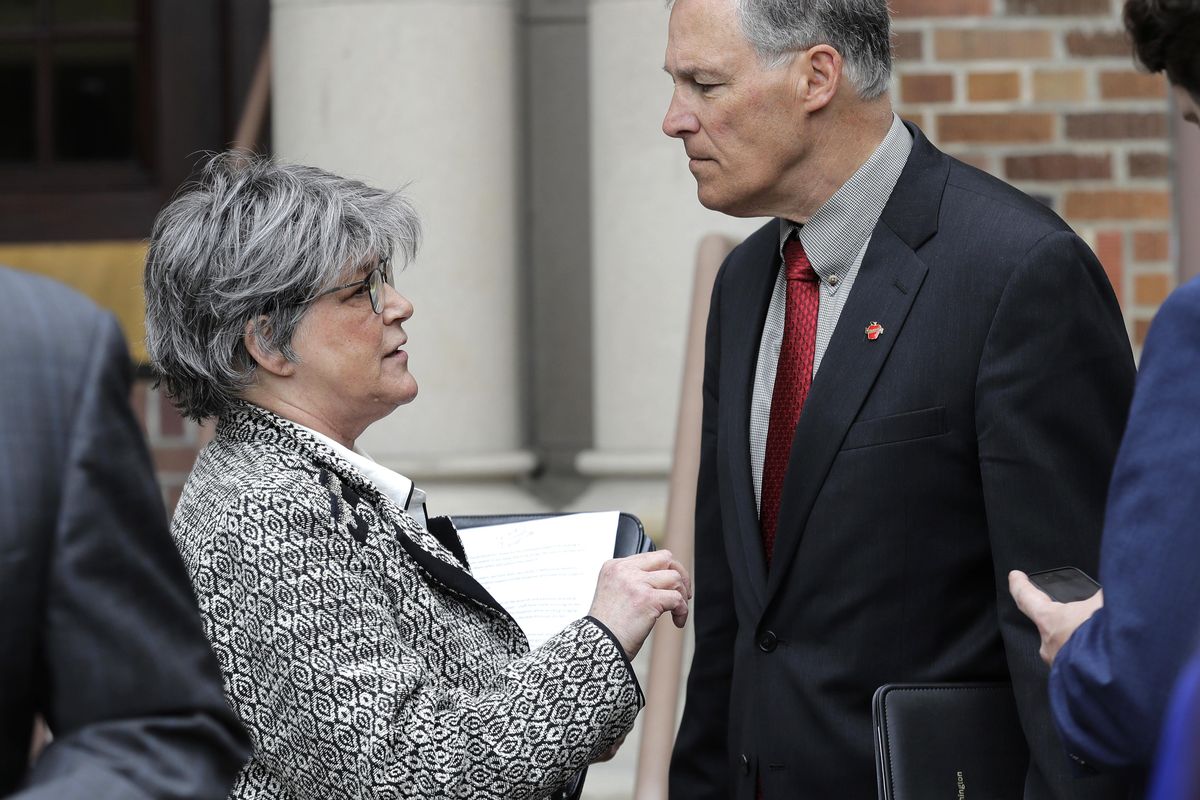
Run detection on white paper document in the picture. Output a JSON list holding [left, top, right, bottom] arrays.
[[457, 511, 619, 650]]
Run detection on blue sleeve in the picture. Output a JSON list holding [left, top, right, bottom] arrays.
[[1147, 654, 1200, 800], [1049, 276, 1200, 771]]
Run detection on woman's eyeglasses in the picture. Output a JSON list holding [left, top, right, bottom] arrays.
[[316, 256, 393, 314]]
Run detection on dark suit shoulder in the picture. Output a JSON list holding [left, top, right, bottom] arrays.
[[942, 158, 1071, 247], [0, 266, 120, 405], [723, 219, 779, 276], [0, 266, 108, 339]]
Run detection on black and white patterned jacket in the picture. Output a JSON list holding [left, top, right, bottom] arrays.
[[171, 403, 643, 799]]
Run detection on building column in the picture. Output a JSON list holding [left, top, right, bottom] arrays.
[[573, 0, 759, 531], [1177, 97, 1200, 284], [272, 0, 544, 513]]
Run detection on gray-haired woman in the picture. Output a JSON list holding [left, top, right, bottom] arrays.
[[144, 152, 691, 800]]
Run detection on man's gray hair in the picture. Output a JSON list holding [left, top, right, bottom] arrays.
[[671, 0, 893, 99], [144, 152, 421, 421]]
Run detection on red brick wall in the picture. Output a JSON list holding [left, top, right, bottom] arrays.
[[891, 0, 1176, 348], [131, 379, 204, 515]]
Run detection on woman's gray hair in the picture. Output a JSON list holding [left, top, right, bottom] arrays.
[[670, 0, 893, 99], [144, 151, 421, 421]]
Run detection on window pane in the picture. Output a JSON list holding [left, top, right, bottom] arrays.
[[52, 0, 135, 25], [53, 41, 137, 161], [0, 45, 35, 161], [0, 0, 36, 27]]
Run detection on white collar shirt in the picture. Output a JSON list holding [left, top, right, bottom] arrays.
[[301, 425, 430, 530], [749, 113, 913, 513]]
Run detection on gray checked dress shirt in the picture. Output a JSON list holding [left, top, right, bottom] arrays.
[[750, 113, 913, 511]]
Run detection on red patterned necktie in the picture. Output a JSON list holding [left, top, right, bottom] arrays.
[[759, 236, 821, 565]]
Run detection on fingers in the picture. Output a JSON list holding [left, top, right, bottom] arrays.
[[620, 550, 693, 598], [645, 567, 689, 596], [627, 549, 674, 568], [671, 605, 689, 629], [639, 552, 691, 625], [1008, 570, 1050, 622], [669, 558, 694, 598], [652, 588, 689, 628], [588, 549, 693, 658]]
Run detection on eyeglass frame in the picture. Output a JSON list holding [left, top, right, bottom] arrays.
[[314, 255, 394, 314]]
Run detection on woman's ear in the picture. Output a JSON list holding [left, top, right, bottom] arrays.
[[242, 317, 294, 377]]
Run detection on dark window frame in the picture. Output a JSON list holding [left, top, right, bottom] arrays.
[[0, 0, 267, 243], [0, 2, 153, 189]]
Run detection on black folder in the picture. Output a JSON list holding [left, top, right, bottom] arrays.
[[454, 511, 654, 558], [873, 683, 1029, 800]]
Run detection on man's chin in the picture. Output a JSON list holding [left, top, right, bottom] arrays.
[[697, 186, 756, 218], [696, 185, 730, 213]]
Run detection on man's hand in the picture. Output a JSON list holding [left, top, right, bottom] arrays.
[[1009, 570, 1104, 665], [588, 550, 693, 660]]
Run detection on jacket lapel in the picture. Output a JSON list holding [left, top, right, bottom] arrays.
[[337, 474, 522, 626], [763, 127, 947, 603], [394, 515, 518, 626], [723, 221, 784, 601], [223, 402, 520, 627]]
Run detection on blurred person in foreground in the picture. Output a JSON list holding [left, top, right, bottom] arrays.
[[1009, 0, 1200, 790], [660, 0, 1135, 797], [143, 152, 692, 800], [0, 266, 249, 799]]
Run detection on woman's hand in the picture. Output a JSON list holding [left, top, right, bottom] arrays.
[[588, 550, 693, 660]]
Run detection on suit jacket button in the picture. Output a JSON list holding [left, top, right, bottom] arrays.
[[758, 631, 778, 652], [740, 754, 751, 775]]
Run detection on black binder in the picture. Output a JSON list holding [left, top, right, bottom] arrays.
[[452, 511, 652, 800], [873, 683, 1029, 800], [453, 512, 654, 558]]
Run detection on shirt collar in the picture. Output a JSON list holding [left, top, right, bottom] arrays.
[[300, 425, 429, 529], [778, 113, 913, 283]]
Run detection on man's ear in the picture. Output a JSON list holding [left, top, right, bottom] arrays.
[[243, 317, 295, 377], [798, 44, 843, 113]]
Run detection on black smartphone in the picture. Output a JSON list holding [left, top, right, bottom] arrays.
[[1027, 566, 1101, 603]]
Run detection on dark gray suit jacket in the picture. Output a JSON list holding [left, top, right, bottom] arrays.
[[0, 267, 249, 799], [670, 126, 1135, 799]]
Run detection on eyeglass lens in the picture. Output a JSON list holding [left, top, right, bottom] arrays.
[[368, 268, 382, 313]]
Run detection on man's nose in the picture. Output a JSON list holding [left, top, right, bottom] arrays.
[[662, 91, 699, 138]]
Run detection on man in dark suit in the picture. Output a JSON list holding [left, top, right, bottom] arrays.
[[0, 266, 249, 798], [1010, 0, 1200, 789], [661, 0, 1135, 797]]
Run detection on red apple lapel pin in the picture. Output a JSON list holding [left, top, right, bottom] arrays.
[[865, 321, 885, 341]]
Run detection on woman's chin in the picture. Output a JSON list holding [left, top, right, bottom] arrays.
[[387, 380, 418, 409]]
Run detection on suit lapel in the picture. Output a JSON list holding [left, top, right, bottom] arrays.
[[723, 222, 784, 600], [763, 126, 948, 603]]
